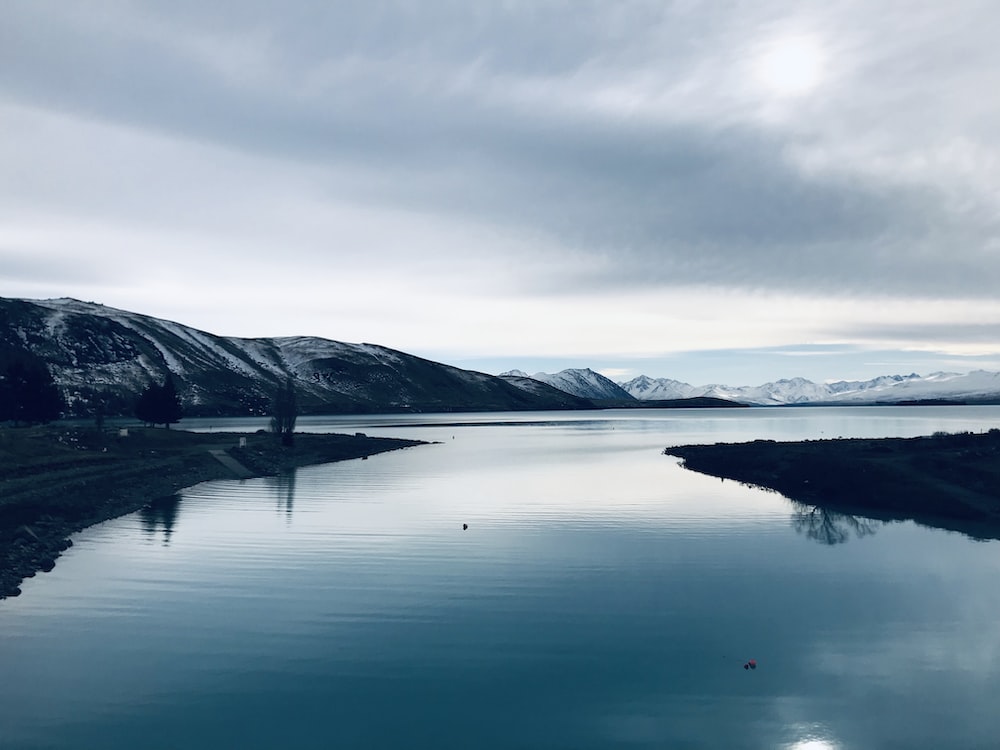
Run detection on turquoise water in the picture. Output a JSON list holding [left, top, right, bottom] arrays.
[[2, 407, 1000, 749]]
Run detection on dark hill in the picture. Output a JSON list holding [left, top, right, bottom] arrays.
[[607, 396, 747, 409], [0, 297, 594, 417]]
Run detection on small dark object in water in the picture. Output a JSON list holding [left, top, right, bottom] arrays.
[[463, 523, 468, 530], [748, 659, 757, 669], [743, 663, 749, 670]]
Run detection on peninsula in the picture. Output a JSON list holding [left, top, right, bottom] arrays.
[[0, 425, 426, 598], [666, 429, 1000, 540]]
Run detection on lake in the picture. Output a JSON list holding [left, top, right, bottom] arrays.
[[3, 406, 1000, 749]]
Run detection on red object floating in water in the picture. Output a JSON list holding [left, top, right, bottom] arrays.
[[748, 659, 757, 669]]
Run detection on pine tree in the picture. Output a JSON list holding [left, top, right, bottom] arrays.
[[134, 374, 184, 428], [0, 358, 64, 425], [134, 382, 159, 426], [158, 374, 183, 428]]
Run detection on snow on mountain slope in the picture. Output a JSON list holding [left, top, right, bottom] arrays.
[[619, 375, 699, 400], [10, 297, 1000, 414], [826, 370, 1000, 403], [2, 297, 590, 416], [620, 371, 1000, 405], [720, 377, 839, 405], [497, 374, 597, 408], [500, 368, 634, 401]]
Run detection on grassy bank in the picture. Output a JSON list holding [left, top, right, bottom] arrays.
[[0, 425, 426, 598], [666, 429, 1000, 540]]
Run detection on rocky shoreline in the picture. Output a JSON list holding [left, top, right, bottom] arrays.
[[666, 429, 1000, 540], [0, 426, 426, 599]]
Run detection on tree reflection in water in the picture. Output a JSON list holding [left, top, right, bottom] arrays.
[[790, 501, 882, 545], [140, 493, 182, 546], [267, 469, 297, 521]]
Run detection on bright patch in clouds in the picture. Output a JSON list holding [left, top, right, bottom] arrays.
[[754, 34, 826, 96]]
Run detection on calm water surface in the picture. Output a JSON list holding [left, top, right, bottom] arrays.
[[3, 407, 1000, 749]]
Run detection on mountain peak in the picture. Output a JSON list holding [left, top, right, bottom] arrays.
[[518, 368, 635, 401]]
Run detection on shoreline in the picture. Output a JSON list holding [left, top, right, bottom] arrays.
[[666, 430, 1000, 541], [0, 426, 426, 599]]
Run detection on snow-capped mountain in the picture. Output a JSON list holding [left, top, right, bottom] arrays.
[[8, 296, 999, 416], [496, 373, 595, 406], [500, 368, 633, 401], [824, 370, 1000, 404], [506, 368, 1000, 405], [619, 374, 699, 401], [0, 297, 592, 416], [619, 372, 1000, 405]]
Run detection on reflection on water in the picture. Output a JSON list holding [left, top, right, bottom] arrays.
[[266, 469, 297, 519], [3, 406, 1000, 750], [790, 502, 882, 545], [139, 493, 182, 546]]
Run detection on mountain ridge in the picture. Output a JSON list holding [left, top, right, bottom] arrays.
[[0, 297, 593, 417], [504, 368, 1000, 406], [622, 371, 1000, 405], [6, 296, 1000, 415]]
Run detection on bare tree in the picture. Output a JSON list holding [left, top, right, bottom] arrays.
[[0, 357, 65, 426], [790, 501, 881, 545]]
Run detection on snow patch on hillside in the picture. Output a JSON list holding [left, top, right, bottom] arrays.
[[502, 368, 633, 400]]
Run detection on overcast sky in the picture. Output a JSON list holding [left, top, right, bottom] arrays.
[[3, 1, 999, 385]]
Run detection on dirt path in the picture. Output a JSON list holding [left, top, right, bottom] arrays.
[[207, 448, 254, 478]]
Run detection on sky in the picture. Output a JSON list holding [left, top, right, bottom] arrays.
[[3, 1, 999, 386]]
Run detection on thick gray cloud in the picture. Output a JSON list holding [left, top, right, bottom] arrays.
[[2, 0, 999, 379]]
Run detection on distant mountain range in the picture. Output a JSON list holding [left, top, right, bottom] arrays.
[[513, 369, 1000, 406], [0, 298, 591, 417], [4, 297, 999, 418]]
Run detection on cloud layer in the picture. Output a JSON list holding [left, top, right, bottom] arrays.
[[3, 1, 999, 380]]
